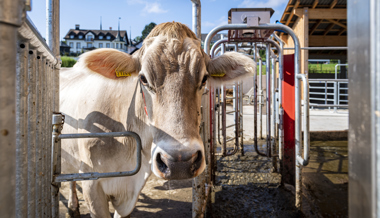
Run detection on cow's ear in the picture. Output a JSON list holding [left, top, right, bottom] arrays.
[[78, 48, 138, 79], [206, 52, 256, 86]]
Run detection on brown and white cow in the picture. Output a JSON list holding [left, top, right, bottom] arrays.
[[60, 22, 255, 218]]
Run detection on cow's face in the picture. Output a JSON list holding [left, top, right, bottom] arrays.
[[79, 22, 256, 180], [139, 36, 207, 179]]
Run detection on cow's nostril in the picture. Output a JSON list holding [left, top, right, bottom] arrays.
[[156, 153, 169, 174], [191, 150, 203, 173]]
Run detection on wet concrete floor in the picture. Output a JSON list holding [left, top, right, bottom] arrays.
[[59, 140, 348, 217]]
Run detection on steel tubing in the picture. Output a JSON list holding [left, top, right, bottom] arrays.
[[252, 43, 267, 156], [54, 130, 143, 178], [272, 34, 284, 161], [27, 48, 37, 218], [16, 40, 29, 218]]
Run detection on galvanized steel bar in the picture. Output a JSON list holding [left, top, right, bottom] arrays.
[[258, 54, 263, 139], [272, 34, 284, 161], [51, 113, 62, 217], [271, 55, 276, 140], [35, 57, 44, 217], [53, 131, 143, 180], [27, 48, 37, 218], [296, 74, 310, 166], [284, 47, 347, 50], [266, 43, 272, 157], [190, 0, 201, 39], [239, 82, 244, 156], [15, 40, 29, 218]]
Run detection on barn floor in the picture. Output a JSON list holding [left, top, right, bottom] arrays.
[[59, 140, 348, 218]]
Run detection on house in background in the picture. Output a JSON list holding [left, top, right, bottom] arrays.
[[64, 24, 130, 55], [60, 41, 71, 55]]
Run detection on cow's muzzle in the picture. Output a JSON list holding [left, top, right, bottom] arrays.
[[155, 150, 203, 180]]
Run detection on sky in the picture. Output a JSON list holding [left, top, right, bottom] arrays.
[[28, 0, 288, 41]]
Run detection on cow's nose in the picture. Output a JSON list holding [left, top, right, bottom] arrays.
[[155, 150, 203, 180]]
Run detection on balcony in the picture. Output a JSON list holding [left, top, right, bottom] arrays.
[[85, 38, 94, 42]]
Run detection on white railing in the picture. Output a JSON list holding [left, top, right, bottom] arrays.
[[309, 79, 348, 112]]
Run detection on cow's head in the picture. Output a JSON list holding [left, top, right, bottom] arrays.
[[78, 22, 255, 180]]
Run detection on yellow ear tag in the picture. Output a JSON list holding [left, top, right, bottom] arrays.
[[210, 72, 226, 77], [115, 70, 131, 77]]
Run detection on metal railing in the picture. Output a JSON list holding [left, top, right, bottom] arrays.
[[50, 113, 142, 217], [203, 23, 310, 210], [309, 79, 348, 112], [14, 14, 60, 217]]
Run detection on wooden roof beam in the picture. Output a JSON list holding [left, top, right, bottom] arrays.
[[323, 21, 337, 36], [285, 0, 300, 26], [330, 0, 338, 9], [310, 19, 323, 35], [295, 8, 346, 19], [312, 0, 318, 9], [338, 28, 346, 36], [328, 19, 347, 29]]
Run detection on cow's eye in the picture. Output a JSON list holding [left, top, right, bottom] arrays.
[[140, 75, 148, 85], [201, 76, 208, 86]]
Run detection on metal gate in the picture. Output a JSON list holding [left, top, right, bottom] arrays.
[[193, 17, 311, 215]]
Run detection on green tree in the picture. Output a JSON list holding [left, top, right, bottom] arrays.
[[133, 36, 142, 43], [141, 22, 157, 40]]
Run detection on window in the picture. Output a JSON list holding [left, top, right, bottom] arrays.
[[76, 42, 80, 49], [116, 43, 119, 49], [120, 44, 123, 49], [99, 35, 103, 39], [78, 35, 83, 39], [106, 36, 111, 40], [69, 42, 73, 48], [99, 43, 103, 48], [87, 43, 92, 48], [70, 35, 74, 39], [86, 35, 93, 41], [106, 43, 110, 48]]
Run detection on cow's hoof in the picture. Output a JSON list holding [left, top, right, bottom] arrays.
[[68, 207, 81, 218]]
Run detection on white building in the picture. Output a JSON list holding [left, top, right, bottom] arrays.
[[64, 24, 129, 54]]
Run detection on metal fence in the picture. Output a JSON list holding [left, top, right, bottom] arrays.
[[309, 79, 348, 112], [14, 14, 60, 217]]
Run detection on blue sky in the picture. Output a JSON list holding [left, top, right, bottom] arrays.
[[28, 0, 288, 41]]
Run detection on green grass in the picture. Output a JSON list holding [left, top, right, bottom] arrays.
[[308, 63, 339, 73], [255, 63, 342, 75], [61, 56, 77, 67]]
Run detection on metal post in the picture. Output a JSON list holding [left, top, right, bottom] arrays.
[[266, 43, 271, 157], [16, 40, 29, 218], [273, 33, 284, 161], [27, 48, 37, 218], [51, 113, 62, 217], [259, 53, 263, 139], [271, 55, 276, 140], [191, 0, 201, 39]]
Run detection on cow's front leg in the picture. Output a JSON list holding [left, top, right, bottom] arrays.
[[82, 181, 111, 218], [68, 181, 80, 218], [113, 211, 131, 218]]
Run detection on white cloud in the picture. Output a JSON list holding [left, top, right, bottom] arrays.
[[127, 0, 168, 14], [239, 0, 288, 8], [144, 2, 168, 13], [202, 16, 227, 28]]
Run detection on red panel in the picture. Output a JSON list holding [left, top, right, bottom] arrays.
[[282, 54, 295, 186]]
